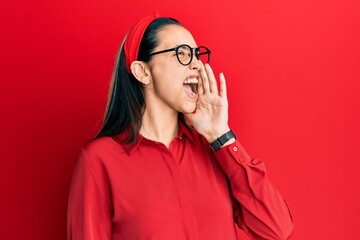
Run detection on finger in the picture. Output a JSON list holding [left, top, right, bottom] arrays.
[[199, 61, 210, 93], [205, 63, 219, 95], [219, 72, 227, 99]]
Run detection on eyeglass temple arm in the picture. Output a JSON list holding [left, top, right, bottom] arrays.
[[148, 48, 177, 56]]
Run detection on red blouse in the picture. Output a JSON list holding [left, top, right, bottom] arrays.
[[67, 123, 294, 239]]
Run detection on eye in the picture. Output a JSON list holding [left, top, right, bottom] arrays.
[[177, 50, 186, 56], [177, 47, 191, 58]]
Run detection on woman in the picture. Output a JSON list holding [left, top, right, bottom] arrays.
[[67, 13, 294, 240]]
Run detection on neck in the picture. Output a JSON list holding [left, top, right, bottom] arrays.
[[140, 106, 179, 148]]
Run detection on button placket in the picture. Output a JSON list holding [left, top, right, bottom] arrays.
[[160, 148, 197, 239]]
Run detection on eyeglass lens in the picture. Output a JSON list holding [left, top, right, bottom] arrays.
[[176, 45, 210, 65]]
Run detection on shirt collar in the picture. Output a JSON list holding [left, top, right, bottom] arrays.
[[113, 121, 196, 156], [178, 120, 196, 144], [112, 128, 143, 156]]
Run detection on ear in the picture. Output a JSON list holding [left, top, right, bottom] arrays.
[[130, 61, 151, 85]]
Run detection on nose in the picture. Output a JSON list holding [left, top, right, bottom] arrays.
[[189, 57, 201, 71]]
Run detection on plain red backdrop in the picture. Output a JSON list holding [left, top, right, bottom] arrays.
[[1, 0, 359, 239]]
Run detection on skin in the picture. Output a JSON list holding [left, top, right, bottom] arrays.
[[130, 24, 235, 148]]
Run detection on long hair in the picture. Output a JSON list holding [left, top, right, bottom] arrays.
[[95, 18, 183, 145]]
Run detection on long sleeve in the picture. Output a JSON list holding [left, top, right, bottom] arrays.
[[67, 148, 113, 240], [214, 140, 294, 240]]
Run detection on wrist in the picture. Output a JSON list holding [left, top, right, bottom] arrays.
[[205, 127, 231, 143], [209, 129, 237, 151]]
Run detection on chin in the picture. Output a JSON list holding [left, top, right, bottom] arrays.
[[181, 104, 197, 114]]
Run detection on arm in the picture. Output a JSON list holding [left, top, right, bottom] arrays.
[[214, 140, 294, 239], [67, 148, 112, 240], [186, 62, 294, 239]]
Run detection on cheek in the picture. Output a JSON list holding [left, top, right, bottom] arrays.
[[149, 58, 188, 93], [152, 67, 184, 87]]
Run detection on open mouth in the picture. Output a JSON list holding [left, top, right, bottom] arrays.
[[184, 77, 198, 94]]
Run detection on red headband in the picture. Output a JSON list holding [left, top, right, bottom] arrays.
[[124, 13, 160, 74]]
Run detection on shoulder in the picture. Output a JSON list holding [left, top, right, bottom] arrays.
[[83, 136, 125, 154], [77, 136, 129, 168]]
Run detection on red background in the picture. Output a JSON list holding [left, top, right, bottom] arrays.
[[1, 0, 359, 239]]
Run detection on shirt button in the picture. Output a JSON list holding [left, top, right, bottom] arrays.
[[179, 136, 182, 140], [233, 147, 238, 152]]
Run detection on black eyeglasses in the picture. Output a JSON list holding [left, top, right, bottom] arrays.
[[148, 44, 211, 66]]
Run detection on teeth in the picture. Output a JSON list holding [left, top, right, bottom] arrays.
[[184, 77, 199, 84]]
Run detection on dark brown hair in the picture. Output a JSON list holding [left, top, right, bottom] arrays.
[[95, 17, 185, 145]]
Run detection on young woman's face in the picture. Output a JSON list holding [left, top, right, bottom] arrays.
[[146, 24, 202, 114]]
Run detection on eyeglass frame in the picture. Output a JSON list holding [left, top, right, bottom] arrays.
[[148, 44, 211, 66]]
